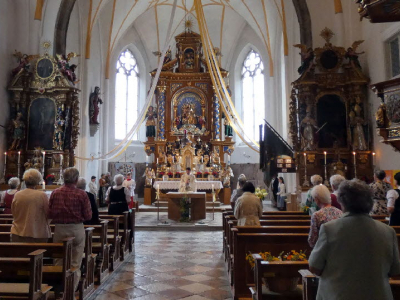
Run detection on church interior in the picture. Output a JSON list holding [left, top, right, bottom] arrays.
[[1, 0, 400, 299]]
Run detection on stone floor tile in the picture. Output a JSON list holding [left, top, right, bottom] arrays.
[[113, 287, 149, 299], [151, 264, 180, 272], [179, 283, 214, 294], [106, 282, 135, 292], [91, 292, 126, 300], [180, 295, 212, 300], [132, 293, 169, 300], [183, 265, 213, 274], [139, 282, 175, 293], [157, 288, 194, 299], [122, 276, 155, 287], [182, 274, 213, 282], [200, 288, 233, 299], [148, 272, 178, 282]]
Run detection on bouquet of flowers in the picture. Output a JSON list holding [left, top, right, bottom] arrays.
[[255, 187, 268, 200], [204, 172, 210, 176], [301, 204, 310, 214], [158, 171, 165, 177], [167, 171, 173, 177], [196, 172, 202, 178], [175, 172, 182, 178], [46, 174, 55, 181], [212, 171, 219, 177], [246, 250, 307, 268]]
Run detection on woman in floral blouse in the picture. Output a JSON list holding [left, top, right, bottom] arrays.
[[308, 184, 343, 248], [369, 170, 392, 215]]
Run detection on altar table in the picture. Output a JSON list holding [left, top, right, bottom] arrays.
[[165, 192, 206, 221], [153, 180, 223, 191]]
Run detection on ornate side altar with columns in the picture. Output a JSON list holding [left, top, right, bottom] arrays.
[[290, 28, 373, 188], [4, 44, 80, 184], [143, 29, 235, 205]]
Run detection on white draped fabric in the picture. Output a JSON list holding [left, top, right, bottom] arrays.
[[153, 181, 223, 191]]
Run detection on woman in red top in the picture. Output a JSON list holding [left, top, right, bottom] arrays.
[[0, 177, 20, 214], [329, 174, 346, 210]]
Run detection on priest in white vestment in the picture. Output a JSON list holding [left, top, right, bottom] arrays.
[[179, 168, 196, 192]]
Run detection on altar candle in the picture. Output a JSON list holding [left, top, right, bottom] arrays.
[[173, 156, 175, 163], [157, 184, 160, 196], [353, 152, 356, 164], [324, 151, 327, 165], [42, 180, 45, 190], [201, 156, 203, 163], [212, 184, 214, 193], [218, 157, 220, 164], [4, 152, 7, 166], [372, 152, 376, 166], [18, 151, 20, 164], [228, 155, 231, 165], [157, 158, 159, 164], [304, 152, 307, 165]]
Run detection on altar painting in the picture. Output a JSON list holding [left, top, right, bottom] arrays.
[[28, 97, 56, 150]]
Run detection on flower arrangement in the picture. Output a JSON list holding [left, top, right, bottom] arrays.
[[158, 171, 165, 177], [301, 204, 310, 214], [46, 174, 55, 181], [167, 171, 173, 177], [196, 171, 202, 178], [175, 172, 182, 178], [212, 171, 219, 177], [204, 171, 210, 176], [246, 250, 307, 268], [255, 187, 268, 200], [5, 174, 14, 181]]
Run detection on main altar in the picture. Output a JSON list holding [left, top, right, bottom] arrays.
[[143, 28, 235, 206]]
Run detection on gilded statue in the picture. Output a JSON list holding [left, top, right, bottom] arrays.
[[9, 112, 25, 151], [145, 106, 157, 137], [24, 159, 33, 170], [345, 41, 365, 69], [144, 168, 155, 187], [376, 102, 389, 128], [222, 166, 234, 187], [181, 103, 197, 125], [300, 110, 318, 151], [350, 106, 367, 151], [294, 44, 314, 75], [32, 148, 43, 171], [89, 87, 103, 125]]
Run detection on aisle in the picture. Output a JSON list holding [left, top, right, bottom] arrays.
[[91, 231, 232, 300]]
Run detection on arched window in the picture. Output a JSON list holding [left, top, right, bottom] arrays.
[[242, 50, 264, 141], [115, 49, 139, 140]]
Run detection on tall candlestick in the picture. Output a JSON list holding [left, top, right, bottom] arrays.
[[3, 152, 7, 182], [218, 157, 220, 164], [324, 151, 327, 165], [18, 151, 21, 179], [303, 153, 310, 187], [201, 156, 203, 163], [372, 152, 376, 168], [212, 184, 214, 193], [353, 152, 357, 178], [228, 155, 231, 165], [157, 158, 159, 164], [323, 151, 329, 186], [4, 152, 7, 166], [42, 152, 45, 176]]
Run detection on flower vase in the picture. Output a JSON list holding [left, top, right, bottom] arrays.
[[46, 179, 54, 185]]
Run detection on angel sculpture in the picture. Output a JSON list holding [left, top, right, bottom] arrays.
[[56, 52, 79, 83], [294, 44, 314, 75], [345, 40, 365, 69], [11, 51, 39, 76]]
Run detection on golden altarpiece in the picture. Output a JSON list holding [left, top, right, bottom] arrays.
[[290, 28, 373, 187], [143, 30, 235, 205], [4, 47, 80, 184]]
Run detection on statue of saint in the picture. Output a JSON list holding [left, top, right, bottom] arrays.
[[181, 104, 197, 125], [222, 166, 234, 187], [89, 87, 103, 124], [376, 102, 389, 128], [224, 118, 233, 137], [144, 168, 155, 187], [32, 148, 43, 171], [9, 112, 25, 150], [300, 111, 318, 151], [350, 107, 367, 151], [145, 106, 157, 137]]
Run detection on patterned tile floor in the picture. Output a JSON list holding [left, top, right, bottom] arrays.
[[91, 230, 232, 300]]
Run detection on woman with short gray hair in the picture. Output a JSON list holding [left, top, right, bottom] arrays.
[[308, 184, 342, 247], [305, 174, 324, 214], [0, 177, 20, 214], [11, 169, 51, 242], [77, 177, 99, 225], [309, 179, 400, 299], [329, 174, 346, 210], [106, 174, 131, 215], [369, 170, 392, 215], [63, 167, 80, 184], [230, 174, 247, 210]]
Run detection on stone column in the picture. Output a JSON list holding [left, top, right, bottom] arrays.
[[157, 86, 166, 141]]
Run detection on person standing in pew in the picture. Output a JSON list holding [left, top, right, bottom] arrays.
[[234, 182, 263, 226], [0, 177, 20, 214], [309, 179, 400, 300], [106, 174, 131, 215], [308, 184, 343, 248], [230, 174, 247, 210], [329, 174, 345, 210], [77, 177, 100, 225], [10, 169, 51, 243], [276, 177, 286, 211], [48, 167, 92, 291], [387, 172, 400, 226], [370, 170, 392, 215]]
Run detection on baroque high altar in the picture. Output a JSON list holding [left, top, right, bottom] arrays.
[[143, 30, 235, 202]]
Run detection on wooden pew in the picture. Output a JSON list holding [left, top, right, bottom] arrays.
[[95, 216, 121, 271], [0, 238, 76, 300], [100, 213, 130, 260], [231, 233, 311, 300], [78, 227, 96, 300], [251, 254, 308, 300], [0, 249, 52, 300]]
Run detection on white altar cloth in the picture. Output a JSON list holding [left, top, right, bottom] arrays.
[[153, 180, 223, 190]]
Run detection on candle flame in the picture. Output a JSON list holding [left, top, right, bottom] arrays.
[[18, 151, 20, 154], [324, 151, 327, 155], [4, 152, 6, 155], [303, 153, 306, 156], [353, 152, 356, 155], [372, 152, 376, 156]]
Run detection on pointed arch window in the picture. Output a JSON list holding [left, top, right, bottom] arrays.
[[115, 49, 139, 140], [242, 50, 265, 141]]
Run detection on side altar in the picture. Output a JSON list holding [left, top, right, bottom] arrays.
[[143, 29, 235, 206], [4, 45, 80, 183]]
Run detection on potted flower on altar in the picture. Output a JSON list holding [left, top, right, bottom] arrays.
[[46, 174, 55, 185], [175, 172, 182, 178], [196, 171, 202, 178], [158, 171, 165, 178], [246, 250, 307, 293], [167, 171, 173, 178], [203, 171, 210, 177], [212, 171, 219, 178]]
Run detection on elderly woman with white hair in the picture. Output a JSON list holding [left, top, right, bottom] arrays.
[[106, 174, 131, 215], [0, 177, 20, 214], [308, 184, 342, 248], [329, 174, 346, 210], [11, 169, 51, 242], [305, 174, 323, 213]]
